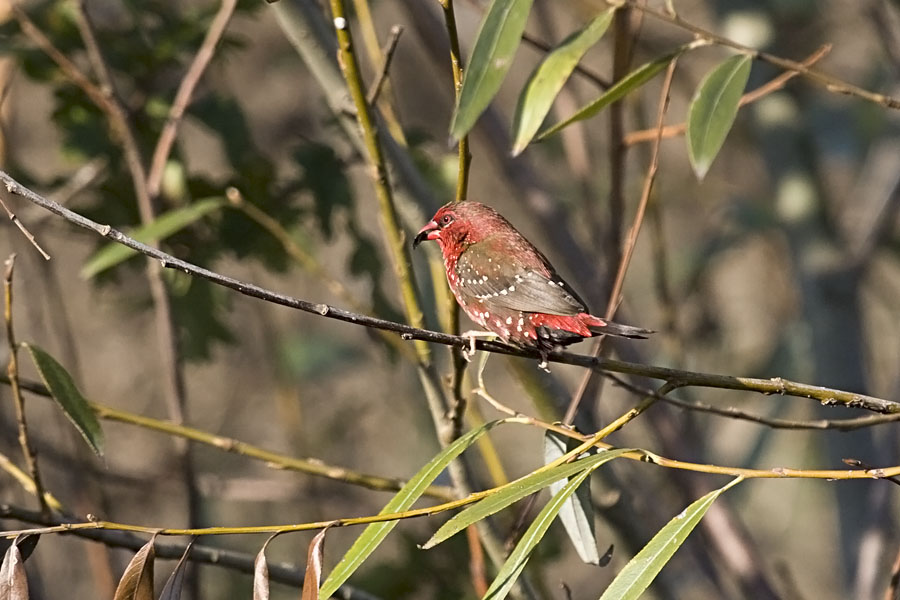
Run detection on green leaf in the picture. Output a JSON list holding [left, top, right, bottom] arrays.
[[536, 45, 690, 141], [482, 462, 604, 600], [544, 432, 599, 564], [510, 9, 615, 155], [23, 343, 104, 457], [686, 54, 752, 180], [423, 448, 630, 550], [450, 0, 534, 140], [598, 477, 743, 600], [319, 421, 504, 599], [81, 197, 226, 279]]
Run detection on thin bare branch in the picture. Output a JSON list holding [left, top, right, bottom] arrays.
[[1, 168, 898, 415], [146, 0, 239, 199], [366, 25, 404, 105], [0, 195, 50, 259]]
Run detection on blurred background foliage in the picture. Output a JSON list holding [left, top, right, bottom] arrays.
[[0, 0, 898, 598]]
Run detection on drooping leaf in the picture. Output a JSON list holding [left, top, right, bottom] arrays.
[[543, 432, 599, 564], [319, 421, 504, 599], [686, 54, 752, 179], [253, 533, 280, 600], [158, 540, 193, 600], [450, 0, 534, 139], [423, 449, 630, 549], [23, 344, 103, 457], [113, 536, 155, 600], [536, 45, 690, 141], [81, 197, 226, 279], [511, 9, 615, 155], [0, 541, 28, 600], [301, 529, 328, 600], [598, 478, 743, 600], [482, 463, 603, 600]]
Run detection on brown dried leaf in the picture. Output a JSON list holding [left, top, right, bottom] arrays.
[[113, 536, 155, 600], [0, 542, 29, 600], [253, 533, 281, 600], [301, 528, 328, 600], [158, 540, 193, 600]]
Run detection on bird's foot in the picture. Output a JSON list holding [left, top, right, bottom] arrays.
[[537, 350, 551, 373], [460, 330, 497, 361]]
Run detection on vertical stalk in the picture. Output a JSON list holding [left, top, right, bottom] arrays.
[[328, 0, 432, 367], [4, 254, 50, 515]]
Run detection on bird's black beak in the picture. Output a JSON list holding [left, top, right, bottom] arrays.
[[413, 221, 438, 249]]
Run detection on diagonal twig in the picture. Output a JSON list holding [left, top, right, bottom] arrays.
[[1, 168, 898, 415]]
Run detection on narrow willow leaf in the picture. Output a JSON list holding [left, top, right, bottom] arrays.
[[511, 9, 615, 155], [598, 477, 743, 600], [536, 46, 689, 141], [0, 543, 28, 600], [81, 197, 226, 279], [424, 448, 630, 550], [449, 0, 534, 140], [482, 465, 601, 600], [113, 537, 155, 600], [319, 421, 503, 599], [686, 54, 752, 180], [301, 529, 328, 600], [23, 344, 103, 457], [544, 432, 599, 564], [158, 540, 193, 600], [253, 533, 281, 600]]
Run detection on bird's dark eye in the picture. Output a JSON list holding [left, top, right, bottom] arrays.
[[440, 214, 454, 226]]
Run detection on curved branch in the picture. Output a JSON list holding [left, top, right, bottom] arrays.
[[1, 169, 897, 415]]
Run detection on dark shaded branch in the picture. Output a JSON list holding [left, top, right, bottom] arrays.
[[0, 504, 381, 600]]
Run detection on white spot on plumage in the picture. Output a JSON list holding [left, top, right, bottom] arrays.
[[500, 290, 508, 295], [505, 316, 512, 325], [508, 286, 515, 292]]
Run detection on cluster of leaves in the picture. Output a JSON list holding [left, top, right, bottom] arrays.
[[450, 1, 752, 180], [1, 0, 398, 361]]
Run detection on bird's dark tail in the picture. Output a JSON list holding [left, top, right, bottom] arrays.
[[585, 317, 654, 339]]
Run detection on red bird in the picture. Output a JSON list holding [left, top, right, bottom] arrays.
[[413, 201, 651, 362]]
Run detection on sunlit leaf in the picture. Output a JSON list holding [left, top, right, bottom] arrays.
[[450, 0, 534, 139], [511, 9, 615, 155], [80, 197, 226, 279], [536, 45, 690, 141], [319, 420, 504, 599], [482, 463, 602, 600], [113, 536, 155, 600], [23, 344, 103, 457], [301, 529, 328, 600], [423, 449, 630, 549], [544, 432, 599, 564], [0, 542, 28, 600], [686, 54, 752, 179], [599, 478, 743, 600], [158, 540, 193, 600]]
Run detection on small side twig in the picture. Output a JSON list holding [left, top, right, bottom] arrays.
[[0, 196, 50, 260], [4, 255, 50, 515], [366, 25, 403, 105]]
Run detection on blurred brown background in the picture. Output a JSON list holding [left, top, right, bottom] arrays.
[[0, 0, 899, 598]]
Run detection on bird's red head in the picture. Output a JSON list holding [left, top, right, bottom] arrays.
[[413, 201, 506, 255]]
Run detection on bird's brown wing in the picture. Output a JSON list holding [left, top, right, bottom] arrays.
[[455, 248, 586, 316]]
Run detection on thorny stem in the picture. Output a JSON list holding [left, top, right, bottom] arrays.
[[4, 255, 50, 516]]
